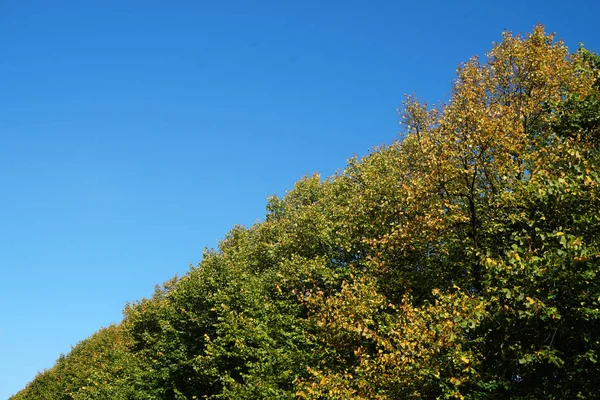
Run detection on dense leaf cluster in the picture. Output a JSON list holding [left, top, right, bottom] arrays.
[[12, 26, 600, 399]]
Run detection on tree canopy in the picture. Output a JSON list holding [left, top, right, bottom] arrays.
[[12, 25, 600, 399]]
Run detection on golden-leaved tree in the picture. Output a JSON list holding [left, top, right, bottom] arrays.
[[295, 25, 600, 399]]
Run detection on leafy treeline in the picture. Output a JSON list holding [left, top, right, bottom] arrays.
[[12, 26, 600, 399]]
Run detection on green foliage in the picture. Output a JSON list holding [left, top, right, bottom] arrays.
[[11, 325, 138, 400], [12, 26, 600, 399]]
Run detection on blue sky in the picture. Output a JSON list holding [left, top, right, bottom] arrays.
[[1, 0, 598, 397]]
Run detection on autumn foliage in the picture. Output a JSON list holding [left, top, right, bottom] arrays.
[[12, 26, 600, 399]]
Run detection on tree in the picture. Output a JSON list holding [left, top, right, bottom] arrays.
[[12, 26, 600, 400]]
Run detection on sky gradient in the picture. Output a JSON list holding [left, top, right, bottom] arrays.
[[1, 0, 599, 397]]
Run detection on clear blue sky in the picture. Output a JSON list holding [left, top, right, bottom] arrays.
[[1, 0, 598, 397]]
